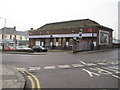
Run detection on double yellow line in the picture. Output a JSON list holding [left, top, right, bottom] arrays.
[[13, 66, 41, 90]]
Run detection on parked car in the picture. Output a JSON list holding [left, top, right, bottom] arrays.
[[16, 46, 32, 50], [4, 46, 16, 50], [32, 45, 48, 52]]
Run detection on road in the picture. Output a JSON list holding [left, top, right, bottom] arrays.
[[2, 49, 120, 89]]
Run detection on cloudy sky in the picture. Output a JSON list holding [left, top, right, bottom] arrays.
[[0, 0, 119, 38]]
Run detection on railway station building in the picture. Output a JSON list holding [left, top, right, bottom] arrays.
[[29, 19, 113, 52]]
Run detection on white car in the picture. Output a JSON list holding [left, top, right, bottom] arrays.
[[16, 46, 32, 50]]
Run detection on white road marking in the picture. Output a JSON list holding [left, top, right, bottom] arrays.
[[102, 67, 120, 74], [79, 61, 87, 65], [79, 61, 97, 66], [86, 63, 97, 66], [44, 66, 56, 69], [17, 68, 26, 71], [112, 75, 120, 79], [72, 64, 84, 67], [90, 67, 113, 75], [58, 65, 71, 69], [108, 66, 119, 70], [29, 67, 41, 71], [97, 62, 108, 65], [82, 68, 100, 77], [108, 61, 119, 65]]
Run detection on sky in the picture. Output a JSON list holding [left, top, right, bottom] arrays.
[[0, 0, 119, 39]]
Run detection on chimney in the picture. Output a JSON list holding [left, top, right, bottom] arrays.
[[14, 26, 16, 29], [30, 28, 33, 30]]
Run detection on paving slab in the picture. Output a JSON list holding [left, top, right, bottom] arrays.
[[2, 64, 25, 89]]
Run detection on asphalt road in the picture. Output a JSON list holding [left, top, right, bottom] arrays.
[[2, 49, 120, 89]]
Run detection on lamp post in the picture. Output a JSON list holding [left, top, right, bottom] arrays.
[[0, 17, 6, 28], [0, 17, 6, 49]]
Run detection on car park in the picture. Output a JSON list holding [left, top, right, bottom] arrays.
[[32, 45, 48, 52]]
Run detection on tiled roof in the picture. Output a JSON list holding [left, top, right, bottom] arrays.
[[0, 27, 28, 36], [17, 31, 28, 36], [36, 19, 100, 31], [0, 27, 19, 35]]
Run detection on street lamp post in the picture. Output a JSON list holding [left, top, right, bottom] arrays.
[[0, 17, 6, 28], [0, 17, 6, 49]]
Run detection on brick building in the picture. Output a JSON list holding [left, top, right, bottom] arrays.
[[29, 19, 113, 51]]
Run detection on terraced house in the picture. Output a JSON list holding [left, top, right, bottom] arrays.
[[0, 27, 29, 49], [29, 19, 113, 52]]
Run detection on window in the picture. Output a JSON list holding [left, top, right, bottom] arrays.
[[10, 35, 12, 39]]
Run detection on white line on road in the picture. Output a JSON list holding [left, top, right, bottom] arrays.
[[90, 67, 113, 75], [16, 68, 26, 71], [102, 67, 120, 74], [79, 61, 97, 66], [44, 66, 56, 69], [86, 63, 97, 66], [58, 65, 71, 69], [82, 68, 100, 77], [29, 67, 41, 71], [108, 66, 119, 70], [97, 62, 108, 65], [72, 64, 84, 67], [79, 61, 87, 65], [112, 75, 120, 79], [108, 61, 119, 65]]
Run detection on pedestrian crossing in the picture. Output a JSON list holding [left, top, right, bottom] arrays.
[[16, 60, 119, 71]]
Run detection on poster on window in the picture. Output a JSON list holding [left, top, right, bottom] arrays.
[[99, 30, 109, 45], [35, 41, 40, 45]]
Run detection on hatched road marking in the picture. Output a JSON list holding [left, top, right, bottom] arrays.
[[97, 63, 108, 65], [79, 61, 87, 65], [102, 67, 120, 74]]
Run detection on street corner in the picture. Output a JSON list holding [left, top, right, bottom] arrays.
[[2, 64, 25, 89]]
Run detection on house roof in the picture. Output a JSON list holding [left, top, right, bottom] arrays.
[[35, 19, 100, 31], [17, 31, 28, 36], [0, 27, 19, 35], [0, 27, 29, 36]]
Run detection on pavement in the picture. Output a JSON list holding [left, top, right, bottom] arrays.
[[1, 64, 25, 89]]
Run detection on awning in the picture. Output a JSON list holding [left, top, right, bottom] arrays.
[[29, 33, 97, 38]]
